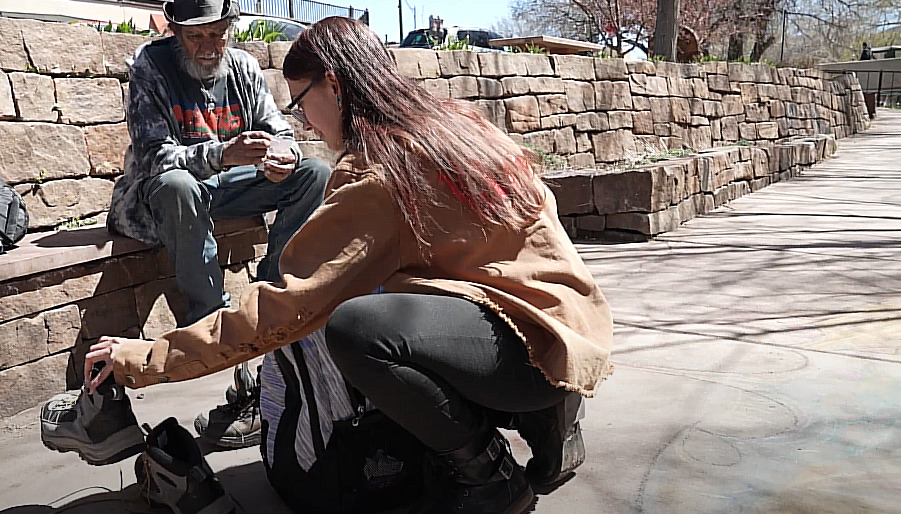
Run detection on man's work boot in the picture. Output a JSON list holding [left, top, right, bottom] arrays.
[[193, 363, 261, 449], [41, 372, 146, 466], [136, 417, 235, 514], [517, 405, 586, 487]]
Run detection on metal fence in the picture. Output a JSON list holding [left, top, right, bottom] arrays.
[[236, 0, 368, 24]]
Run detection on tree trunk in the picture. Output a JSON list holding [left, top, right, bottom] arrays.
[[727, 34, 744, 61], [653, 0, 680, 61]]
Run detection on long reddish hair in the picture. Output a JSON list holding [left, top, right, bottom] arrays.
[[283, 17, 545, 247]]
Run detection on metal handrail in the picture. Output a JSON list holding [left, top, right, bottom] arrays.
[[236, 0, 367, 24]]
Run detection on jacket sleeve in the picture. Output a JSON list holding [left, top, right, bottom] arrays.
[[111, 171, 404, 388], [127, 74, 225, 180]]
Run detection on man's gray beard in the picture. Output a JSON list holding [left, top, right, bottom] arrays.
[[173, 37, 228, 82]]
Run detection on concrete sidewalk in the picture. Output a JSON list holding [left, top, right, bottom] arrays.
[[2, 111, 900, 513]]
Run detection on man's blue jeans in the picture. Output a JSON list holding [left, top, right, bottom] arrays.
[[143, 158, 331, 325]]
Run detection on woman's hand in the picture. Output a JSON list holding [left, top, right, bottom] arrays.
[[84, 337, 127, 394]]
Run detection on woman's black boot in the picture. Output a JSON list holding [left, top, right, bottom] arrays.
[[517, 403, 586, 487], [420, 428, 534, 513]]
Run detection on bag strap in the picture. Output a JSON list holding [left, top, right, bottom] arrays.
[[0, 194, 19, 248], [288, 344, 326, 458]]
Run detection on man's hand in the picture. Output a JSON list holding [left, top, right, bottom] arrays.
[[221, 131, 272, 168], [261, 151, 297, 183]]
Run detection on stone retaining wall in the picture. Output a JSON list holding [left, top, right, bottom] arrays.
[[0, 17, 869, 419]]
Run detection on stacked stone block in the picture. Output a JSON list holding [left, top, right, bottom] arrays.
[[548, 134, 838, 240]]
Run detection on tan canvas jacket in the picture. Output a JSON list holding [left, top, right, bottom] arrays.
[[112, 154, 614, 397]]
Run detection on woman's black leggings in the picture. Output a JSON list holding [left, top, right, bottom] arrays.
[[325, 293, 571, 452]]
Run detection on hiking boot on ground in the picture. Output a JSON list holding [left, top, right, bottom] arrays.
[[136, 417, 235, 514], [194, 363, 261, 448], [41, 375, 145, 466], [414, 427, 534, 514], [517, 406, 586, 487]]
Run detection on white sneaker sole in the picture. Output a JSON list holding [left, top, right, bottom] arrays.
[[42, 425, 145, 465]]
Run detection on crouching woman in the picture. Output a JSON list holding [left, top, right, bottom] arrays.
[[87, 16, 613, 513]]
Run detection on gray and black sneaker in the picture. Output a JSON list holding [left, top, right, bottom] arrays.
[[136, 417, 235, 514], [40, 376, 146, 466], [194, 363, 261, 449]]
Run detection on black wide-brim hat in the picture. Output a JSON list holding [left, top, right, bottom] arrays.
[[163, 0, 239, 26]]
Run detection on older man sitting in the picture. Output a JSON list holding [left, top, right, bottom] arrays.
[[107, 0, 331, 449]]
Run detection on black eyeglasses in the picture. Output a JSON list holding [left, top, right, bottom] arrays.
[[286, 76, 322, 125]]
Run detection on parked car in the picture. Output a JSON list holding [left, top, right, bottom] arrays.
[[399, 25, 503, 51], [233, 14, 308, 42]]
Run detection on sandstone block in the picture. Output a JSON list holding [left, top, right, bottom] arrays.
[[750, 176, 771, 191], [536, 94, 568, 117], [78, 287, 140, 340], [739, 82, 759, 103], [629, 74, 668, 96], [0, 18, 29, 71], [594, 167, 671, 213], [474, 99, 506, 131], [476, 77, 503, 98], [576, 111, 608, 132], [672, 98, 691, 124], [421, 78, 449, 99], [545, 171, 595, 215], [9, 73, 57, 122], [84, 123, 130, 175], [632, 111, 654, 135], [607, 111, 632, 130], [707, 74, 734, 94], [727, 63, 756, 83], [667, 77, 693, 97], [567, 152, 595, 169], [478, 53, 528, 77], [595, 81, 632, 111], [649, 98, 673, 123], [262, 69, 291, 109], [564, 81, 595, 112], [55, 78, 125, 125], [234, 41, 270, 68], [687, 126, 712, 151], [757, 122, 779, 139], [21, 177, 115, 228], [720, 117, 739, 141], [269, 41, 290, 69], [0, 353, 69, 418], [0, 252, 164, 321], [437, 50, 480, 76], [522, 130, 555, 153], [576, 132, 591, 153], [606, 205, 680, 235], [0, 122, 90, 184], [745, 103, 769, 122], [521, 54, 553, 75], [594, 59, 628, 80], [101, 32, 152, 76], [21, 20, 103, 74], [626, 61, 656, 75], [540, 114, 576, 130], [449, 76, 479, 99], [555, 127, 577, 154], [391, 48, 440, 79], [591, 130, 635, 164], [527, 77, 565, 94], [691, 78, 710, 99], [501, 77, 530, 96], [0, 72, 13, 120], [46, 305, 83, 354], [0, 315, 47, 370], [553, 55, 595, 80]]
